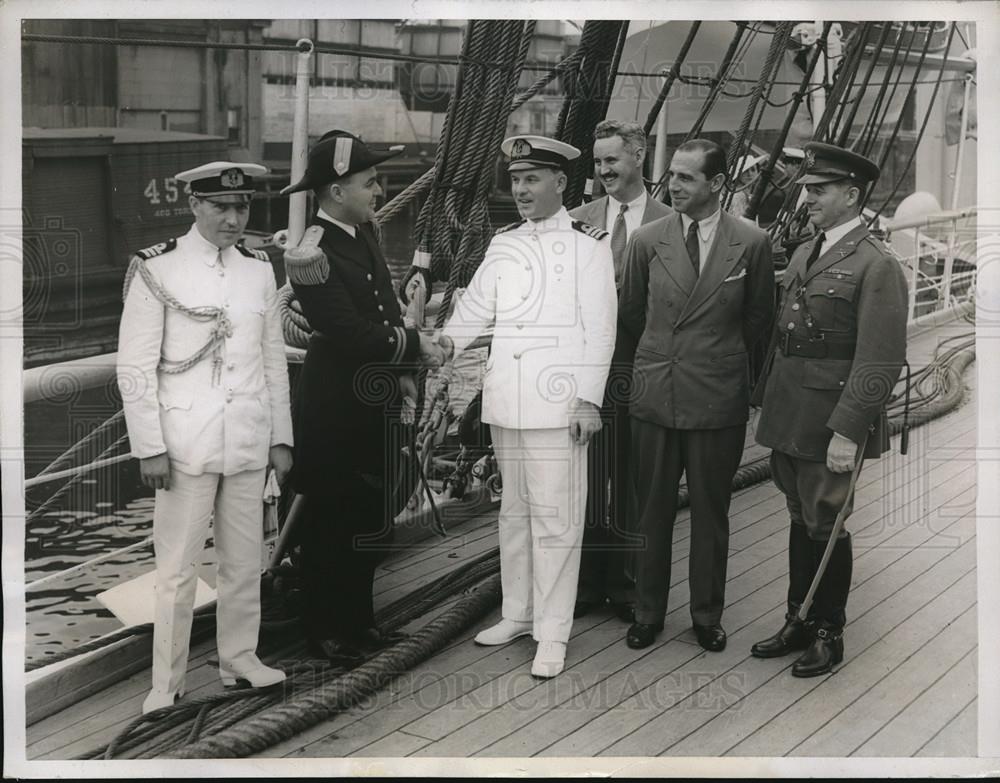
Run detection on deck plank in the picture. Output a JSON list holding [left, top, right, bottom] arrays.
[[915, 697, 977, 757], [535, 463, 976, 758], [419, 429, 975, 758], [724, 537, 976, 756], [853, 643, 978, 757], [601, 545, 977, 758]]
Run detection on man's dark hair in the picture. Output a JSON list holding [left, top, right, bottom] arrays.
[[675, 139, 727, 180]]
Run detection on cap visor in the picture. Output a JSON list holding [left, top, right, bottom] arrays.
[[795, 172, 845, 185], [280, 178, 312, 196], [508, 160, 561, 172]]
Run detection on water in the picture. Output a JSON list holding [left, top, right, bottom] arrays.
[[23, 386, 160, 664]]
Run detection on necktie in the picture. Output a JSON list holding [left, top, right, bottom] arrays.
[[806, 231, 826, 270], [610, 203, 629, 284], [686, 219, 700, 277]]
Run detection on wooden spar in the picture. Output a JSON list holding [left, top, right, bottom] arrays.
[[286, 38, 314, 248]]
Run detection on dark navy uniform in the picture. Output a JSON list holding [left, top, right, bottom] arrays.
[[282, 131, 417, 652], [751, 142, 907, 676]]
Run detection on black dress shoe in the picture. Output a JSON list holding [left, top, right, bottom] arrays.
[[751, 613, 812, 658], [307, 638, 365, 665], [356, 627, 408, 652], [791, 625, 843, 677], [574, 598, 603, 618], [626, 622, 663, 649], [693, 623, 727, 652], [610, 602, 635, 624]]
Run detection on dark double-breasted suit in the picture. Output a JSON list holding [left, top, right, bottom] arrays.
[[619, 210, 774, 626], [291, 216, 421, 643], [568, 194, 672, 607]]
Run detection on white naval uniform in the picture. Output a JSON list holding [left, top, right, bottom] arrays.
[[117, 225, 293, 700], [442, 207, 617, 642]]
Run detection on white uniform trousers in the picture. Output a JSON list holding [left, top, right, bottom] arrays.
[[490, 425, 588, 643], [149, 465, 267, 698]]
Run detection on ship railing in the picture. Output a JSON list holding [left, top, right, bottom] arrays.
[[883, 206, 978, 324]]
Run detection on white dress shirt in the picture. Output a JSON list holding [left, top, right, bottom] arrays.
[[317, 208, 356, 238], [680, 208, 722, 269], [605, 189, 648, 240]]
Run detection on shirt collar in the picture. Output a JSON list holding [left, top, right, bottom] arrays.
[[609, 189, 647, 217], [185, 224, 239, 266], [317, 207, 357, 238], [526, 206, 571, 231], [680, 207, 722, 239], [820, 215, 866, 248]]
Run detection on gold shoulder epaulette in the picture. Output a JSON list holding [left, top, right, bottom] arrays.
[[571, 220, 609, 240]]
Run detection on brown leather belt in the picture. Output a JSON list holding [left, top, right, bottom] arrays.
[[779, 332, 855, 360]]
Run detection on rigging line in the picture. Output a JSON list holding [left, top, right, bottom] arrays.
[[650, 21, 755, 199], [770, 23, 869, 242], [854, 22, 914, 153], [689, 20, 759, 136], [830, 23, 875, 141], [871, 21, 936, 180], [632, 21, 655, 122], [746, 23, 831, 221], [642, 21, 702, 136], [859, 22, 922, 158], [868, 23, 958, 221], [834, 22, 891, 145], [22, 31, 571, 74], [724, 21, 795, 211]]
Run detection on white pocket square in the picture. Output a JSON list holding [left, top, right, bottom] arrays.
[[723, 268, 747, 282]]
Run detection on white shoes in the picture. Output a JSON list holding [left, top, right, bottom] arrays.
[[141, 689, 181, 715], [531, 641, 566, 679], [474, 619, 533, 646], [219, 662, 287, 689]]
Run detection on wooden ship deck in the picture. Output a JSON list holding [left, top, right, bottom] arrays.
[[26, 322, 979, 762]]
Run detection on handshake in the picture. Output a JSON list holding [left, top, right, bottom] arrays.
[[417, 331, 454, 370]]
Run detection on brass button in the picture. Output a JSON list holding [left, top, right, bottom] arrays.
[[227, 362, 235, 370], [374, 289, 379, 296], [513, 352, 522, 359], [792, 303, 800, 311], [378, 305, 384, 311], [787, 322, 796, 330], [516, 324, 524, 330], [827, 288, 835, 294], [383, 320, 390, 326], [367, 273, 373, 281], [521, 293, 529, 300], [839, 380, 845, 386]]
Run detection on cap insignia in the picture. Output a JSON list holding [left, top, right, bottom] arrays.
[[333, 137, 353, 175], [220, 168, 245, 188], [804, 149, 816, 170], [511, 139, 532, 159]]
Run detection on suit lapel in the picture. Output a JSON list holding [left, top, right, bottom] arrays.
[[587, 197, 608, 230], [677, 212, 744, 324], [653, 213, 696, 296], [641, 196, 665, 224], [801, 223, 868, 284]]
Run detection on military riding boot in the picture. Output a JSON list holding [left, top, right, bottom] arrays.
[[792, 534, 852, 677], [751, 524, 815, 658]]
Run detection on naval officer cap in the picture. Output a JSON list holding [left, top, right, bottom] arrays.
[[281, 130, 404, 195], [175, 161, 267, 201], [501, 135, 581, 173], [796, 142, 880, 186]]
